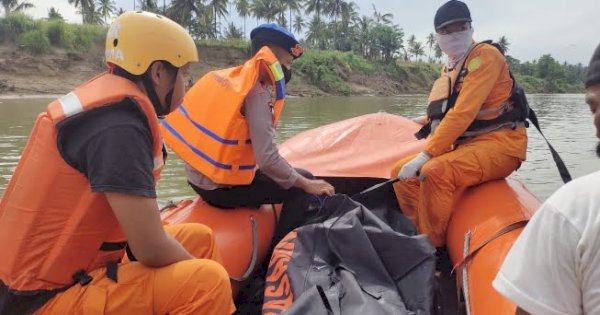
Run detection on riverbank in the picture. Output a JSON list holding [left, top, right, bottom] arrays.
[[0, 14, 586, 97], [0, 40, 587, 97], [0, 41, 442, 97]]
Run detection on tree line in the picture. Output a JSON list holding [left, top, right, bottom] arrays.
[[1, 0, 587, 91]]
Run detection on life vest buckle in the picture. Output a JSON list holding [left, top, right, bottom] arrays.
[[72, 270, 93, 286]]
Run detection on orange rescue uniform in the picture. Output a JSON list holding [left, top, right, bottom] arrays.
[[0, 73, 234, 314], [392, 43, 528, 247], [36, 224, 233, 315]]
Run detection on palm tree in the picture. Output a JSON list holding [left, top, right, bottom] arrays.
[[279, 0, 301, 32], [80, 1, 103, 24], [276, 11, 286, 28], [249, 0, 263, 25], [372, 23, 403, 63], [497, 35, 510, 54], [47, 7, 63, 20], [2, 0, 34, 17], [224, 21, 244, 39], [168, 0, 202, 28], [372, 4, 392, 24], [250, 0, 279, 24], [340, 1, 358, 26], [235, 0, 250, 34], [411, 42, 425, 62], [324, 0, 345, 49], [325, 0, 343, 23], [96, 0, 116, 24], [293, 15, 305, 35], [209, 0, 229, 39], [355, 15, 372, 58], [304, 0, 323, 22], [434, 43, 442, 63], [305, 0, 324, 48], [305, 15, 322, 47], [138, 0, 159, 13], [426, 32, 435, 62], [188, 5, 218, 39], [68, 0, 93, 23]]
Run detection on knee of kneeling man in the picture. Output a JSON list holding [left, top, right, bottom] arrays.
[[168, 223, 215, 242], [191, 259, 231, 290], [420, 159, 446, 180]]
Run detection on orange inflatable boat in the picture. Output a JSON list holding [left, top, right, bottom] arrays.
[[161, 112, 540, 314]]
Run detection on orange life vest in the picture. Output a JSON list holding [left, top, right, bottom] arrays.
[[161, 46, 286, 185], [0, 73, 164, 311], [416, 41, 528, 141]]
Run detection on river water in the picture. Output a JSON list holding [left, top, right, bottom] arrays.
[[0, 94, 597, 204]]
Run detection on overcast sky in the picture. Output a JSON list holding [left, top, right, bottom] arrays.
[[25, 0, 600, 65]]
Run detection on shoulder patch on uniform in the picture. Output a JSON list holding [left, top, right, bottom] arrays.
[[467, 56, 482, 72]]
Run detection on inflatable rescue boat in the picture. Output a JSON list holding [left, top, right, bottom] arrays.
[[161, 112, 540, 314]]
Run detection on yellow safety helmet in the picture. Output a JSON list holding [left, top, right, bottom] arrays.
[[105, 11, 199, 75]]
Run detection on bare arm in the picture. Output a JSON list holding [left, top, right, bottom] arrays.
[[106, 192, 194, 267], [293, 175, 335, 196]]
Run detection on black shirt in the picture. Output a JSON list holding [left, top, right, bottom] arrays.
[[57, 99, 157, 198]]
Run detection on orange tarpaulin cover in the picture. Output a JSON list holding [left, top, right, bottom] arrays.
[[279, 112, 424, 179]]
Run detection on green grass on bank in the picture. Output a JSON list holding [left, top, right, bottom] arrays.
[[294, 50, 441, 95], [0, 13, 584, 94], [513, 73, 584, 94], [0, 13, 106, 54], [198, 38, 249, 50]]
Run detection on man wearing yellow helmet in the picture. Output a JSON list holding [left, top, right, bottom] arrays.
[[0, 11, 234, 314]]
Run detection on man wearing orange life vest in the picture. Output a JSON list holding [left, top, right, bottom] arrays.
[[0, 11, 234, 315], [162, 24, 335, 247], [390, 0, 528, 248]]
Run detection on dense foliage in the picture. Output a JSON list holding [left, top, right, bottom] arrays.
[[0, 0, 587, 93]]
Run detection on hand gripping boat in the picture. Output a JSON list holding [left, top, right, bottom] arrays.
[[161, 112, 540, 314]]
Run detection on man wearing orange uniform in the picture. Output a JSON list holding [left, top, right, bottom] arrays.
[[391, 0, 528, 248], [0, 12, 234, 314]]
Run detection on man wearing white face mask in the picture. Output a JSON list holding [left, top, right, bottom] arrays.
[[391, 0, 528, 249]]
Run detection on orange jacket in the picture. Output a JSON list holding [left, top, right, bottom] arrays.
[[424, 43, 527, 159], [161, 46, 286, 185], [0, 73, 164, 295]]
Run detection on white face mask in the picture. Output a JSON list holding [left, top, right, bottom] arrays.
[[436, 28, 474, 68]]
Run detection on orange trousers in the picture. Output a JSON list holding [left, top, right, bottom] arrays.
[[36, 223, 235, 315], [391, 143, 521, 247]]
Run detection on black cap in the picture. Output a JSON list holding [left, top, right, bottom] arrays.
[[434, 0, 472, 30], [586, 43, 600, 88], [250, 23, 304, 59]]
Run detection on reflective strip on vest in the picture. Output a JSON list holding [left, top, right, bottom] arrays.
[[270, 61, 284, 81], [475, 101, 510, 119], [458, 121, 527, 141], [58, 92, 84, 118], [269, 61, 286, 101], [161, 119, 256, 171], [178, 105, 250, 145]]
